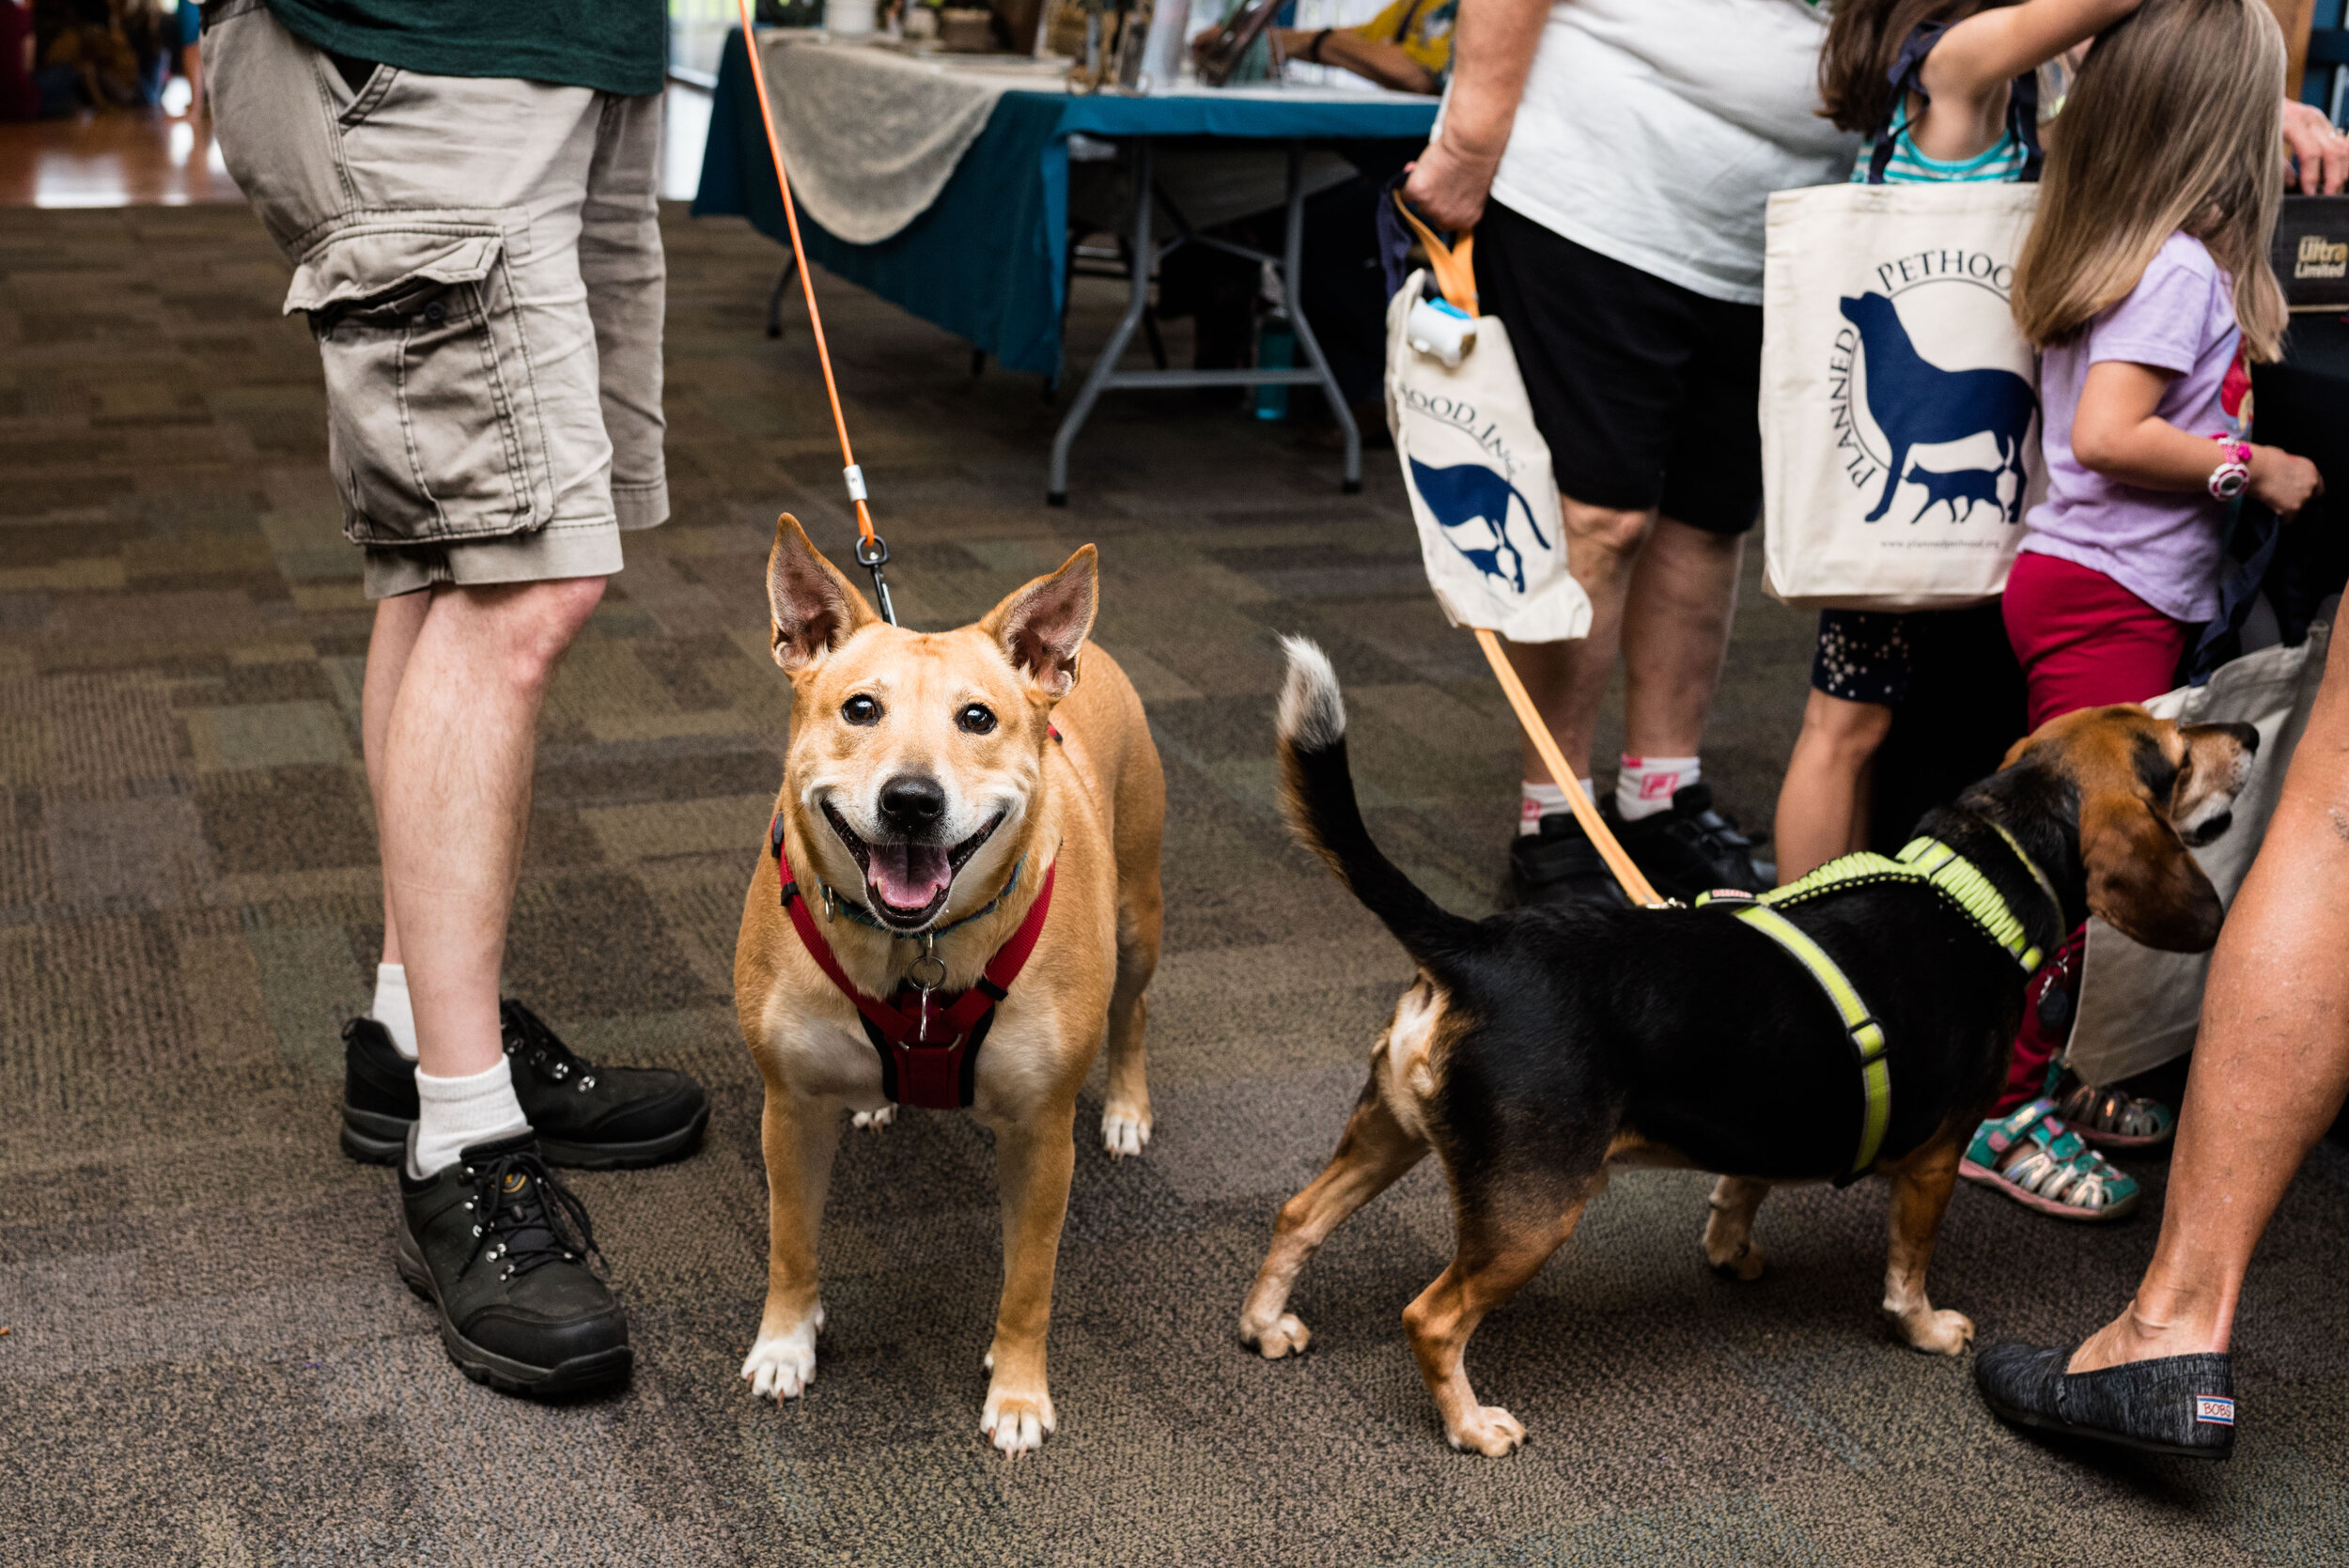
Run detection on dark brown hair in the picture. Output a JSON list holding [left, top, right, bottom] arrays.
[[1818, 0, 2015, 134]]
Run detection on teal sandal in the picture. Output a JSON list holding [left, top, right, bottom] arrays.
[[1960, 1098, 2140, 1221], [2056, 1074, 2177, 1150]]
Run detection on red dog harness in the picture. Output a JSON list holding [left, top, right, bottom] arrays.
[[770, 815, 1056, 1110]]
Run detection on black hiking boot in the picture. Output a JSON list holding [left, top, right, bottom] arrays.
[[340, 1002, 709, 1171], [397, 1132, 631, 1397], [1505, 811, 1634, 909], [1609, 783, 1773, 903]]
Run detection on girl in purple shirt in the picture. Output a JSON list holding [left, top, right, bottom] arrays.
[[2007, 0, 2321, 729]]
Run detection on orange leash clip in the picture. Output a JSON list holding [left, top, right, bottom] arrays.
[[733, 0, 897, 624]]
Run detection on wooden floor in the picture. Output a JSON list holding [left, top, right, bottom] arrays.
[[0, 109, 241, 209], [0, 86, 711, 210]]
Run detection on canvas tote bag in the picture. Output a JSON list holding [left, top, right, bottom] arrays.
[[1760, 179, 2046, 611], [1382, 213, 1590, 644], [2065, 622, 2333, 1085]]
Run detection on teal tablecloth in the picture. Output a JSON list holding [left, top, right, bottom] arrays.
[[692, 28, 1437, 376]]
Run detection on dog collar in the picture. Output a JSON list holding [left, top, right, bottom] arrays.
[[770, 821, 1056, 1110]]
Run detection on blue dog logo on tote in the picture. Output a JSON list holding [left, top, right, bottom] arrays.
[[1828, 248, 2036, 527], [1398, 387, 1553, 594], [1407, 458, 1549, 591]]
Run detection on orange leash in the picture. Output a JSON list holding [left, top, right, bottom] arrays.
[[1392, 192, 1660, 907], [733, 0, 897, 623]]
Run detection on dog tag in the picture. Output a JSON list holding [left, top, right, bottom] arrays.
[[2035, 984, 2073, 1033]]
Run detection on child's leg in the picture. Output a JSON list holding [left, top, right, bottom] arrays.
[[1773, 611, 1906, 884], [1775, 690, 1892, 883], [1963, 553, 2194, 1218]]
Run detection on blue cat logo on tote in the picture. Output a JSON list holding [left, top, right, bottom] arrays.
[[1828, 247, 2036, 530], [1399, 387, 1552, 596]]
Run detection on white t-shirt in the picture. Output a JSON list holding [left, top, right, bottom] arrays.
[[1486, 0, 1859, 304]]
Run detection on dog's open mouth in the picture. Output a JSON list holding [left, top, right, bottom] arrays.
[[822, 802, 1003, 928]]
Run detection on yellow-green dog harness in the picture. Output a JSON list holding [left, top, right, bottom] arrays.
[[1695, 829, 2059, 1180]]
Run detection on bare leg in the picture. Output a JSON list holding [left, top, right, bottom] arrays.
[[982, 1102, 1079, 1455], [1506, 496, 1656, 785], [1702, 1174, 1770, 1281], [1403, 1195, 1586, 1455], [2069, 632, 2349, 1373], [377, 578, 605, 1079], [1619, 516, 1743, 759], [1880, 1140, 1973, 1354], [362, 592, 432, 968], [1240, 1072, 1430, 1357], [1773, 691, 1894, 884], [741, 1077, 845, 1399]]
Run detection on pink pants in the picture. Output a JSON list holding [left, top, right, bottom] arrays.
[[2001, 551, 2194, 732], [1992, 551, 2192, 1113]]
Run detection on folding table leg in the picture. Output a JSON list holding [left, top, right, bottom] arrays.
[[1049, 138, 1156, 506], [1279, 141, 1362, 494]]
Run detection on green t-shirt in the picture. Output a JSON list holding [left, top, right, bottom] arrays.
[[262, 0, 666, 99]]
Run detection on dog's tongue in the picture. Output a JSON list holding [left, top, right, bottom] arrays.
[[868, 841, 952, 911]]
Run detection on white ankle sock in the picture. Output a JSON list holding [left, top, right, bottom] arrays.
[[410, 1057, 530, 1179], [1616, 754, 1699, 822], [1519, 779, 1595, 836], [371, 963, 418, 1062]]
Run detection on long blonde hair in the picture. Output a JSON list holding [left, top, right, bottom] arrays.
[[2012, 0, 2288, 361]]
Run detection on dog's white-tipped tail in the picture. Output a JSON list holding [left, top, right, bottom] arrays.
[[1277, 636, 1346, 752]]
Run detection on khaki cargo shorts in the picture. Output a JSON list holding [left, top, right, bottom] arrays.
[[203, 0, 668, 598]]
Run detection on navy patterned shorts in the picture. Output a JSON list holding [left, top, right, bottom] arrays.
[[1812, 610, 1916, 706]]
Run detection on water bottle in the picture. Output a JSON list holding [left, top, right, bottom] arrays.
[[1254, 311, 1294, 422]]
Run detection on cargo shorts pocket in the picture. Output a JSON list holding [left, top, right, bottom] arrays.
[[288, 225, 556, 547]]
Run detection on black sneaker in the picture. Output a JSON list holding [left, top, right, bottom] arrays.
[[339, 1002, 709, 1171], [1505, 812, 1634, 909], [397, 1132, 630, 1397], [1609, 783, 1772, 903]]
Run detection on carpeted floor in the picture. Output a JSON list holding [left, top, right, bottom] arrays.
[[3, 204, 2346, 1568]]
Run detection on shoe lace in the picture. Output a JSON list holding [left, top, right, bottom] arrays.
[[500, 1001, 599, 1091], [460, 1145, 602, 1282]]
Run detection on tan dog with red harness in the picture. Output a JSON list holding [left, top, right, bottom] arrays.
[[734, 517, 1164, 1455]]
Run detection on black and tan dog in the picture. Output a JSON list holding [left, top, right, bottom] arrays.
[[735, 518, 1163, 1455], [1240, 638, 2256, 1455]]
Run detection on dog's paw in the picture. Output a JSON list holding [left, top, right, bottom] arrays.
[[1708, 1240, 1768, 1282], [1100, 1104, 1151, 1158], [1446, 1405, 1527, 1457], [741, 1305, 824, 1401], [1897, 1307, 1975, 1357], [1241, 1312, 1312, 1358], [852, 1105, 897, 1132], [981, 1389, 1058, 1457]]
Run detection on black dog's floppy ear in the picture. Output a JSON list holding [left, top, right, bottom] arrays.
[[2079, 789, 2224, 952], [767, 514, 878, 674], [981, 545, 1098, 703]]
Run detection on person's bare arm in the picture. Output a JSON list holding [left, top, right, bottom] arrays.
[[1275, 26, 1436, 94], [2071, 359, 2322, 518], [1400, 0, 1550, 231], [1909, 0, 2138, 163]]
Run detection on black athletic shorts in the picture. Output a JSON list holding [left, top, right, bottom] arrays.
[[1472, 201, 1765, 535]]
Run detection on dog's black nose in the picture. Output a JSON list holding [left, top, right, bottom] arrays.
[[877, 774, 946, 832]]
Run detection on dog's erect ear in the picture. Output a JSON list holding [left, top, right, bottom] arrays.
[[2079, 789, 2225, 952], [767, 514, 878, 674], [980, 546, 1098, 703]]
